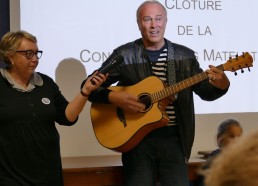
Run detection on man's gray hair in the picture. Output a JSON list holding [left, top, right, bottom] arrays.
[[136, 0, 167, 21]]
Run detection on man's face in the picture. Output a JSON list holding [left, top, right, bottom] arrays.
[[137, 3, 167, 50]]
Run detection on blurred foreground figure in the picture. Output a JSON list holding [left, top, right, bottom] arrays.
[[204, 130, 258, 186]]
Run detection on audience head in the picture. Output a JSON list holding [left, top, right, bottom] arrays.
[[216, 119, 243, 148], [204, 130, 258, 186]]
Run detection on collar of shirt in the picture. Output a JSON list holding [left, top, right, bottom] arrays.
[[0, 68, 43, 92]]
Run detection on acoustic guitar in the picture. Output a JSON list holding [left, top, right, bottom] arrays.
[[90, 52, 253, 152]]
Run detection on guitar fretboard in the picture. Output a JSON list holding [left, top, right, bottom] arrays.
[[151, 64, 224, 103]]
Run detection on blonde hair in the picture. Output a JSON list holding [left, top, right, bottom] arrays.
[[204, 130, 258, 186], [0, 30, 37, 65]]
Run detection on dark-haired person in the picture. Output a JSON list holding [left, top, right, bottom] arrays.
[[204, 129, 258, 186], [210, 119, 243, 158], [195, 119, 243, 186]]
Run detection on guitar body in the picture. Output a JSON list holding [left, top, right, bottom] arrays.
[[91, 76, 170, 152], [91, 52, 253, 152]]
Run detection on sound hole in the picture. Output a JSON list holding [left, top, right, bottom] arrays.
[[138, 93, 152, 112]]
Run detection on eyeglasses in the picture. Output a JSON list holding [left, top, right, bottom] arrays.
[[15, 50, 43, 59]]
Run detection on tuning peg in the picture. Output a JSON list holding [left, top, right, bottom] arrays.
[[236, 53, 239, 58], [238, 65, 244, 73], [248, 67, 251, 72], [234, 71, 238, 76]]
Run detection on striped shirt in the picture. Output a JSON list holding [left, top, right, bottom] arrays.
[[147, 47, 176, 126]]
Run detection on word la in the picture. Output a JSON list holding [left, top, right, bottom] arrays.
[[178, 25, 212, 36]]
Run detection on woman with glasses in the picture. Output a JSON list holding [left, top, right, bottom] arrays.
[[0, 30, 107, 186]]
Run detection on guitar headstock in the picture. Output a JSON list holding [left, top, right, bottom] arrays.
[[223, 52, 253, 73]]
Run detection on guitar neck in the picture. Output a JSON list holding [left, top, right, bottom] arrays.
[[151, 64, 224, 103]]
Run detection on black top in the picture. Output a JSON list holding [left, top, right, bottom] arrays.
[[0, 72, 77, 186]]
